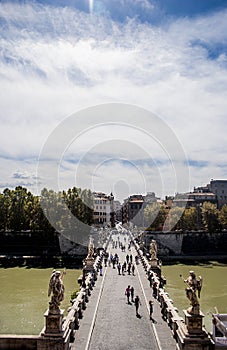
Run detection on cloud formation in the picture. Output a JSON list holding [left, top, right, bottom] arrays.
[[0, 1, 227, 201]]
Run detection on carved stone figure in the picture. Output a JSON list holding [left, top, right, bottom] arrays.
[[88, 236, 94, 258], [184, 270, 202, 315], [48, 270, 65, 314], [150, 239, 157, 260]]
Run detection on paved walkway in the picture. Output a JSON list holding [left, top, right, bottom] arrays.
[[71, 234, 176, 350]]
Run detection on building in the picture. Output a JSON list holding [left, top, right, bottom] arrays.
[[173, 191, 217, 209], [93, 192, 114, 226], [188, 179, 227, 209], [122, 193, 159, 226], [113, 200, 122, 223], [208, 179, 227, 208]]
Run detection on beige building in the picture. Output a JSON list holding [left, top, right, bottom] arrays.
[[208, 179, 227, 208], [93, 192, 114, 226]]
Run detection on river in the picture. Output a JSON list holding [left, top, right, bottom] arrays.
[[162, 262, 227, 333], [1, 263, 227, 335], [0, 268, 81, 335]]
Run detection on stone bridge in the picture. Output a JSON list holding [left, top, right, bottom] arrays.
[[0, 229, 215, 350]]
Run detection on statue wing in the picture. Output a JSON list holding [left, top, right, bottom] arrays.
[[198, 276, 203, 289], [48, 274, 55, 297]]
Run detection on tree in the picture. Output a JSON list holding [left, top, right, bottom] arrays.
[[218, 204, 227, 230], [144, 202, 167, 230], [182, 207, 197, 231], [166, 206, 184, 231], [201, 202, 219, 233]]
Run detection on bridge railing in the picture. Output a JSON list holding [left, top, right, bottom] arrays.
[[132, 236, 184, 338], [63, 232, 113, 344]]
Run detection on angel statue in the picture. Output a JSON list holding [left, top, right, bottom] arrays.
[[150, 239, 157, 260], [48, 270, 65, 314], [184, 270, 202, 315], [88, 236, 95, 258]]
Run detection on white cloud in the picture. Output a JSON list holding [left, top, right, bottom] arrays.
[[0, 2, 227, 200]]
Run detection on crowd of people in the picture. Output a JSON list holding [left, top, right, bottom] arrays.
[[98, 233, 156, 321]]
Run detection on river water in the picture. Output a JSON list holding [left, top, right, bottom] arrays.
[[0, 263, 227, 335], [162, 262, 227, 333], [0, 268, 81, 335]]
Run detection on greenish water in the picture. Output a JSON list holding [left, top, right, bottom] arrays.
[[162, 262, 227, 333], [0, 268, 81, 335], [1, 264, 226, 335]]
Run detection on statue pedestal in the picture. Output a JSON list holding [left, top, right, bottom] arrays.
[[42, 309, 64, 337], [150, 258, 158, 267], [149, 259, 161, 278], [175, 310, 215, 350], [184, 309, 203, 334], [83, 257, 94, 274]]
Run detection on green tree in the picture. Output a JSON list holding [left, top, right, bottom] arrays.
[[144, 202, 167, 230], [182, 207, 197, 231], [201, 202, 219, 233], [166, 206, 184, 231], [0, 189, 11, 230], [8, 186, 31, 231], [218, 204, 227, 230]]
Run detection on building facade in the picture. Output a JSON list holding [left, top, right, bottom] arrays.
[[208, 179, 227, 208], [93, 192, 114, 226], [122, 193, 159, 227]]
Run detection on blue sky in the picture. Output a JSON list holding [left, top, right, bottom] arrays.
[[0, 0, 227, 201]]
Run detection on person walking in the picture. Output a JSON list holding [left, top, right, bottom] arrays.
[[126, 254, 129, 264], [153, 281, 158, 298], [117, 262, 121, 275], [125, 285, 131, 304], [149, 300, 154, 320], [134, 295, 141, 316], [130, 286, 134, 302], [132, 264, 135, 276], [127, 262, 131, 275]]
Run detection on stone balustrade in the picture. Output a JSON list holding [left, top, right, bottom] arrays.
[[65, 249, 105, 343], [132, 237, 184, 339]]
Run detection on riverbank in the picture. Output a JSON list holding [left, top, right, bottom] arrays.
[[0, 255, 84, 268], [162, 262, 227, 334], [0, 267, 82, 335]]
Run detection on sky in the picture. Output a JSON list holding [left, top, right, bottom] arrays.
[[1, 0, 227, 203]]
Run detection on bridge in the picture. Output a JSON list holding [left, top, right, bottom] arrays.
[[0, 228, 215, 350], [71, 232, 175, 350]]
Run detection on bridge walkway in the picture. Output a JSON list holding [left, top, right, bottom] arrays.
[[71, 234, 176, 350]]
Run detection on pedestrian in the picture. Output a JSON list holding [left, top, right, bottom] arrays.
[[130, 286, 134, 302], [134, 295, 141, 316], [117, 262, 121, 275], [130, 254, 133, 263], [132, 264, 135, 276], [127, 262, 131, 275], [125, 285, 131, 304], [123, 262, 126, 274], [153, 281, 158, 298], [126, 254, 129, 264], [99, 264, 103, 276], [149, 300, 153, 320], [148, 272, 153, 287]]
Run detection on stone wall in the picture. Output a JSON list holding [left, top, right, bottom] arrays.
[[0, 231, 60, 256], [143, 231, 227, 259], [0, 335, 38, 350]]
